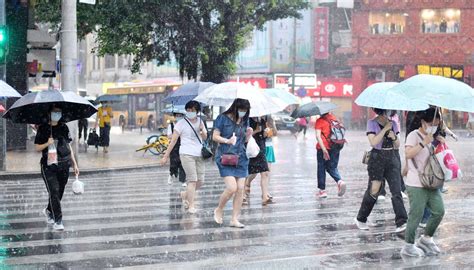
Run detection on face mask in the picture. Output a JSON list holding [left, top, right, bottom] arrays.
[[185, 111, 197, 119], [176, 117, 183, 122], [238, 111, 247, 118], [426, 125, 437, 134], [51, 112, 62, 122]]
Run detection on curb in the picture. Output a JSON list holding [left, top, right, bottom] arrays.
[[0, 164, 162, 181]]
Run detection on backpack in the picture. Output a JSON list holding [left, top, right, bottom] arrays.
[[411, 132, 445, 190], [323, 117, 346, 150]]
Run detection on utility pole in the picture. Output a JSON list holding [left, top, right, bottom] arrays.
[[61, 0, 78, 162], [0, 0, 5, 171], [291, 17, 297, 94]]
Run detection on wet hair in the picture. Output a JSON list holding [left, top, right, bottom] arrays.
[[223, 98, 251, 121], [185, 100, 201, 112], [373, 108, 386, 116], [49, 103, 63, 112], [420, 107, 441, 123]]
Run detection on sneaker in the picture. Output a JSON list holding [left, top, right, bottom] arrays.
[[395, 223, 407, 233], [402, 191, 408, 199], [441, 187, 448, 193], [187, 207, 197, 214], [337, 180, 346, 197], [53, 222, 64, 231], [182, 183, 187, 187], [377, 195, 386, 203], [416, 236, 441, 255], [42, 208, 54, 224], [318, 190, 328, 198], [167, 175, 173, 185], [354, 217, 369, 230], [419, 222, 427, 228], [400, 243, 425, 257]]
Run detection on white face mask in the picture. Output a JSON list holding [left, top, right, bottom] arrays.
[[426, 125, 437, 134], [238, 111, 247, 118], [51, 112, 62, 122], [176, 117, 183, 122], [185, 111, 197, 119]]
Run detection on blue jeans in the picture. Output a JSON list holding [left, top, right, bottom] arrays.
[[317, 148, 342, 190]]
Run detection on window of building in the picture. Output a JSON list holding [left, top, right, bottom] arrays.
[[369, 12, 407, 35], [105, 54, 115, 69], [421, 9, 460, 33]]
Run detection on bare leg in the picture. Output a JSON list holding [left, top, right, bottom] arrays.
[[215, 177, 238, 220], [231, 178, 245, 223], [260, 171, 270, 200], [185, 182, 197, 209]]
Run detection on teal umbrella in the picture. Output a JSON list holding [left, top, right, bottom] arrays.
[[355, 82, 429, 111], [264, 88, 300, 108], [389, 74, 474, 112]]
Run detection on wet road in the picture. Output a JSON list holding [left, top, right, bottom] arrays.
[[1, 130, 473, 269]]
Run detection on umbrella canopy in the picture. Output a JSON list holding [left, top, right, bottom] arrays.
[[96, 94, 122, 103], [194, 82, 282, 117], [291, 101, 338, 118], [3, 90, 97, 124], [163, 82, 215, 105], [389, 74, 474, 112], [0, 105, 5, 113], [0, 80, 21, 98], [355, 82, 429, 111], [264, 88, 300, 108], [162, 105, 186, 114]]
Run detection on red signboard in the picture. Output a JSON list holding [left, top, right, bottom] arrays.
[[228, 78, 267, 89], [314, 7, 329, 60]]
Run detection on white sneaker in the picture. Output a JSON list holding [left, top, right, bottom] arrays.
[[53, 222, 64, 231], [354, 217, 369, 230], [402, 192, 408, 199], [42, 208, 54, 224], [400, 243, 425, 257], [419, 222, 427, 228], [187, 207, 197, 214], [416, 236, 441, 255], [395, 223, 407, 233], [167, 175, 173, 184], [377, 195, 386, 203], [182, 183, 187, 187]]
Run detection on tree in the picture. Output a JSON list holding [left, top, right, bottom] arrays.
[[35, 0, 309, 83]]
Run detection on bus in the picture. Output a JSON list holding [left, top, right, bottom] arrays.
[[105, 81, 181, 130]]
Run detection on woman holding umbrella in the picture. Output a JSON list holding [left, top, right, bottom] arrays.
[[35, 104, 79, 231], [95, 101, 113, 153]]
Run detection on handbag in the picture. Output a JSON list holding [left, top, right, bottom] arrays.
[[246, 136, 260, 158], [221, 153, 239, 166], [184, 118, 213, 159], [362, 150, 371, 165], [434, 143, 462, 181]]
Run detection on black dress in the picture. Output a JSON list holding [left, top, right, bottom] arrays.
[[248, 118, 269, 174]]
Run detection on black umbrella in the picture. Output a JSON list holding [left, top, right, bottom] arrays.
[[2, 90, 97, 124], [291, 101, 338, 118], [163, 82, 215, 105]]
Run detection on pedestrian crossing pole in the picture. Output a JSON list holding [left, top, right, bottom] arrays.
[[60, 0, 79, 164], [0, 0, 6, 171]]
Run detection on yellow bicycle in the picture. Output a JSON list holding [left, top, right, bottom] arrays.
[[136, 134, 169, 155]]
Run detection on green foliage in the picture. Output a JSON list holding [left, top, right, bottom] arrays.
[[35, 0, 308, 83]]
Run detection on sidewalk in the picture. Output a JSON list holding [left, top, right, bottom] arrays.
[[1, 127, 163, 178]]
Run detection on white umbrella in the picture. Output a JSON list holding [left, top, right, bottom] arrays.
[[194, 82, 283, 117], [0, 80, 21, 98]]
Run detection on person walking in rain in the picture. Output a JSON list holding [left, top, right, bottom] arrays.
[[95, 101, 113, 153], [355, 108, 407, 232], [314, 113, 346, 198], [213, 98, 252, 228], [401, 107, 445, 257], [160, 101, 206, 214], [244, 116, 272, 206], [35, 104, 79, 231]]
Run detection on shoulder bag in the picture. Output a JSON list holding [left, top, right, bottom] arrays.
[[411, 132, 445, 190], [220, 122, 243, 167]]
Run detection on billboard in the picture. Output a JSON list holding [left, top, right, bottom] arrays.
[[314, 7, 329, 60], [274, 74, 317, 89], [236, 24, 271, 73]]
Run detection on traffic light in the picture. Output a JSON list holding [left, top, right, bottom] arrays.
[[0, 26, 7, 64]]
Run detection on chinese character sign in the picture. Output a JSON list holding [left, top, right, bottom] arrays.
[[314, 7, 329, 60]]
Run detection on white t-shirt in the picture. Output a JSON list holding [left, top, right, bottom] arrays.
[[405, 130, 430, 188], [174, 118, 203, 157]]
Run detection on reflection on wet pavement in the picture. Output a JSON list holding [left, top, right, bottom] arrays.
[[0, 131, 473, 269]]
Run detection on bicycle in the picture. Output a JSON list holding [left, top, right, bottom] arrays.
[[136, 132, 170, 156]]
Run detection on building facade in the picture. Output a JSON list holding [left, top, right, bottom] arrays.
[[350, 0, 474, 127]]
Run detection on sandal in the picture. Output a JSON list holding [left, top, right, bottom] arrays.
[[262, 197, 273, 206], [214, 208, 223, 224], [244, 184, 251, 197], [180, 191, 189, 209]]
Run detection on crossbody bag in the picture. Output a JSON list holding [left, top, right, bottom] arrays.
[[184, 118, 213, 159]]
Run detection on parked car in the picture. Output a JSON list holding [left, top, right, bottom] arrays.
[[272, 111, 297, 131]]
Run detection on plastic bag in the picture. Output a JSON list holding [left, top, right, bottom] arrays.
[[435, 143, 462, 181], [72, 175, 84, 195], [246, 136, 260, 158], [47, 142, 58, 166]]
